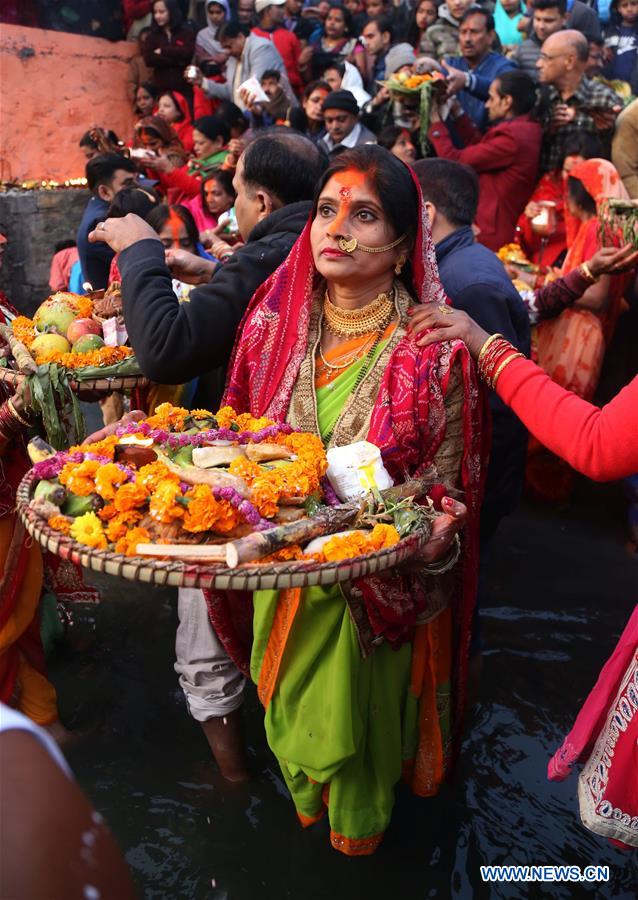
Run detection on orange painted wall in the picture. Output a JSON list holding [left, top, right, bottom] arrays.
[[0, 24, 137, 182]]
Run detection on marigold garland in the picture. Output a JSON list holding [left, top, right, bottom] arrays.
[[35, 345, 133, 369], [320, 524, 400, 562]]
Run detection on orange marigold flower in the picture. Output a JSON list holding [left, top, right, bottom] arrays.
[[145, 402, 188, 432], [182, 484, 241, 534], [234, 412, 273, 432], [228, 455, 261, 484], [321, 524, 400, 562], [34, 345, 133, 369], [70, 295, 94, 318], [115, 526, 152, 557], [113, 481, 150, 513], [137, 461, 178, 491], [214, 406, 238, 429], [98, 503, 118, 521], [94, 463, 129, 500], [105, 511, 143, 542], [251, 478, 280, 519], [11, 316, 36, 348], [59, 459, 101, 496], [69, 435, 119, 458], [47, 514, 72, 536], [190, 408, 214, 419], [149, 479, 184, 523], [258, 544, 306, 563]]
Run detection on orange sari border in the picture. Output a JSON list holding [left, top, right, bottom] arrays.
[[297, 808, 326, 828], [330, 830, 384, 856], [257, 588, 302, 709]]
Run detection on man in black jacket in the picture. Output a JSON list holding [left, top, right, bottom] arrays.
[[90, 131, 327, 781], [413, 159, 530, 653]]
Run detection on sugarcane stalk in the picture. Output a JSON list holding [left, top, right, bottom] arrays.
[[135, 543, 228, 562], [0, 323, 37, 375]]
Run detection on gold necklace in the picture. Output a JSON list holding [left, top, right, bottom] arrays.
[[318, 328, 377, 378], [323, 289, 395, 337]]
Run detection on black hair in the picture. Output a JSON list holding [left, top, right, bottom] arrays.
[[151, 0, 185, 30], [406, 0, 437, 49], [200, 168, 236, 207], [303, 79, 331, 100], [313, 145, 419, 251], [147, 204, 200, 250], [261, 69, 282, 82], [322, 60, 346, 78], [85, 154, 137, 194], [413, 158, 479, 227], [159, 90, 185, 121], [562, 132, 603, 162], [326, 3, 354, 36], [242, 131, 328, 205], [377, 124, 408, 151], [193, 115, 231, 144], [107, 186, 160, 219], [533, 0, 567, 13], [218, 21, 250, 41], [567, 176, 597, 217], [53, 239, 76, 253], [365, 14, 393, 39], [460, 6, 495, 31], [79, 129, 122, 150], [495, 70, 537, 116], [137, 81, 158, 99], [217, 101, 249, 135]]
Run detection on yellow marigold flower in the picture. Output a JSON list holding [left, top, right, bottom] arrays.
[[321, 524, 400, 563], [115, 526, 152, 557], [94, 463, 129, 500], [149, 479, 184, 523], [48, 514, 72, 536], [70, 512, 107, 550], [113, 481, 150, 513], [190, 408, 214, 419], [234, 412, 273, 432]]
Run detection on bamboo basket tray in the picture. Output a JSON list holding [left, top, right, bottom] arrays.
[[0, 366, 148, 393], [17, 470, 430, 591]]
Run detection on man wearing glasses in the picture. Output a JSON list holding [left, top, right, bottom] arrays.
[[536, 29, 623, 172]]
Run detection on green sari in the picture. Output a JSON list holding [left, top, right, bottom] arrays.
[[251, 345, 416, 855]]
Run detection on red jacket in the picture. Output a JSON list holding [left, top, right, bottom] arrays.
[[252, 26, 303, 97], [429, 113, 542, 252]]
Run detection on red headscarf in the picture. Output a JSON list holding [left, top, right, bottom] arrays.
[[206, 156, 489, 753]]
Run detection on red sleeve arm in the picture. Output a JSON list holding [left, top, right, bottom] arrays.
[[451, 113, 482, 146], [428, 122, 518, 172], [157, 165, 201, 201], [497, 357, 638, 481]]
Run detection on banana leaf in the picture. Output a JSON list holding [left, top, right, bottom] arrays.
[[72, 355, 141, 381]]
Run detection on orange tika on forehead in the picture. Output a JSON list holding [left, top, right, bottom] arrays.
[[329, 169, 368, 233], [167, 207, 183, 242]]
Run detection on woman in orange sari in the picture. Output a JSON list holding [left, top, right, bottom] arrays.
[[527, 158, 631, 501]]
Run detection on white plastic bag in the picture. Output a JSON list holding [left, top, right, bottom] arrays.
[[326, 441, 393, 502]]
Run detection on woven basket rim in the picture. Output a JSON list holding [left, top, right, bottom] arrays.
[[0, 367, 149, 392], [17, 469, 429, 589]]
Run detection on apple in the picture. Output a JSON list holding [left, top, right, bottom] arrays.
[[33, 297, 77, 335], [67, 318, 101, 344], [31, 333, 71, 357], [71, 334, 105, 354]]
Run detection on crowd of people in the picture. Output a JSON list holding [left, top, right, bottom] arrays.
[[1, 0, 638, 890]]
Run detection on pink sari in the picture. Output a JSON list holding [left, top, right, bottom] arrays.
[[549, 605, 638, 849]]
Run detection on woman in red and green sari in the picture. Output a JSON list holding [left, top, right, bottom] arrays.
[[207, 146, 488, 854]]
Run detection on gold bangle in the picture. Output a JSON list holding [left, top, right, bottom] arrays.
[[7, 398, 31, 427], [580, 261, 598, 283], [491, 352, 525, 389], [477, 333, 503, 367]]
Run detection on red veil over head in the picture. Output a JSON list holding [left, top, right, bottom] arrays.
[[207, 153, 489, 767]]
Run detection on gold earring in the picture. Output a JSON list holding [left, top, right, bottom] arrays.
[[394, 254, 406, 275]]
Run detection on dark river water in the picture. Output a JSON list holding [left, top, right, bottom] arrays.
[[51, 477, 638, 900]]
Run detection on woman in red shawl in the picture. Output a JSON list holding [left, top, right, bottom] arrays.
[[207, 146, 487, 855], [527, 158, 631, 502], [157, 90, 194, 154]]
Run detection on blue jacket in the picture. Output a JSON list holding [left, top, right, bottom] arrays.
[[76, 195, 113, 291], [443, 52, 517, 130], [436, 226, 530, 525]]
